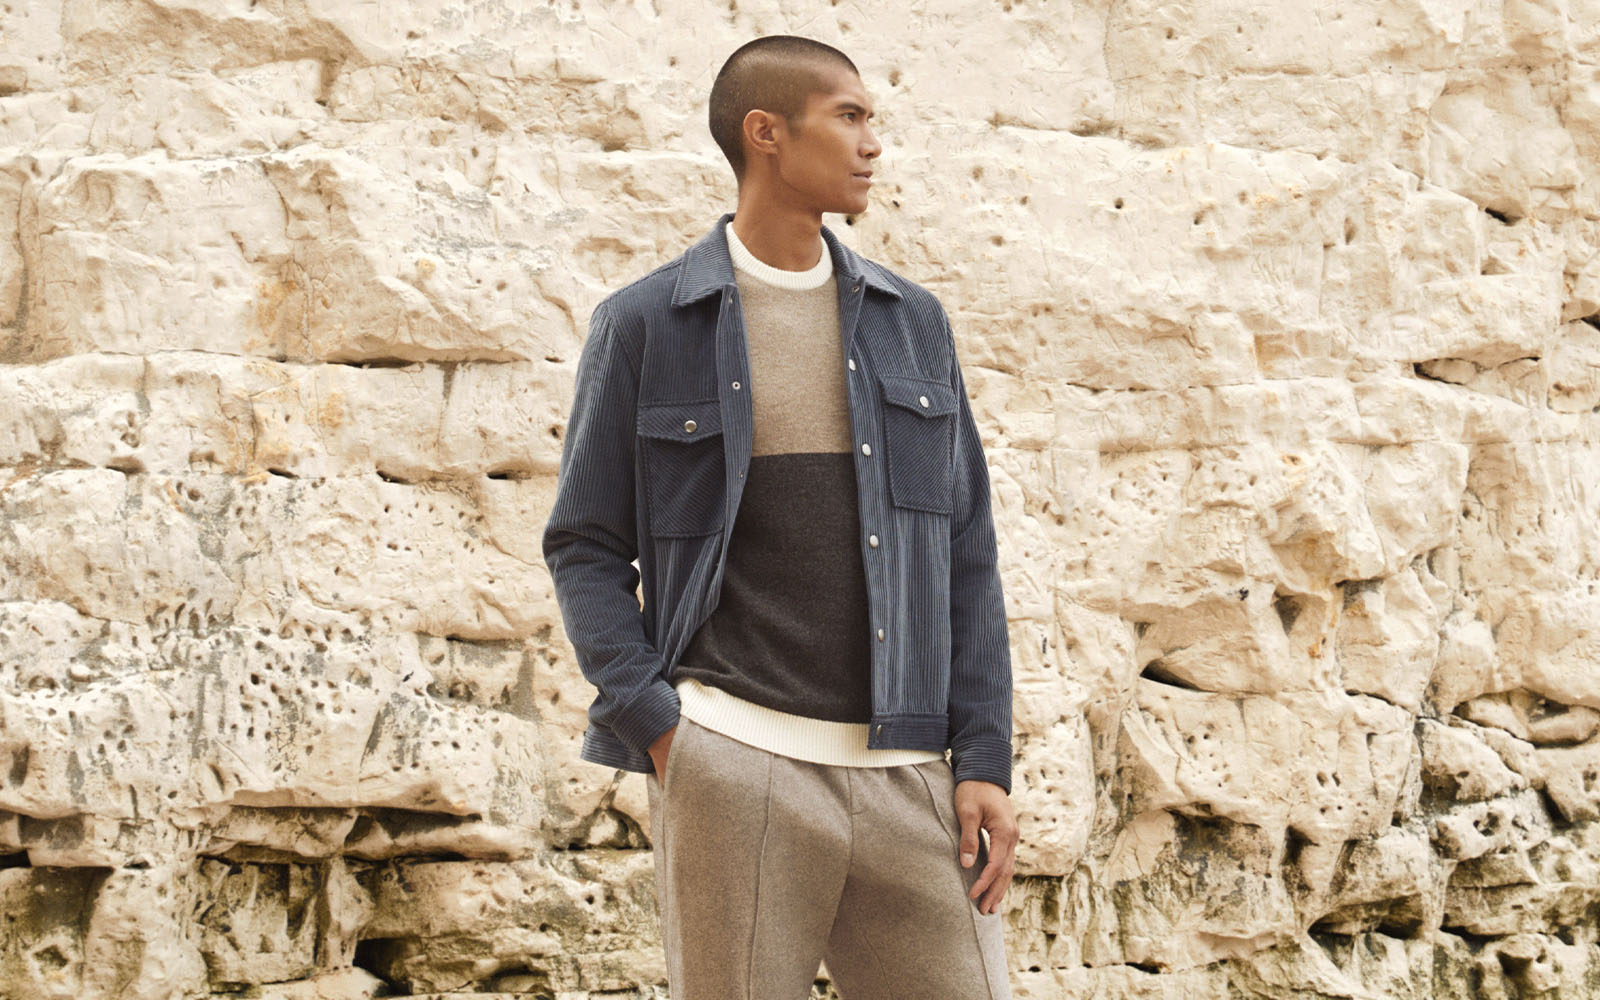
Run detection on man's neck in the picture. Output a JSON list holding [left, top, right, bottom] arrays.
[[728, 198, 825, 272]]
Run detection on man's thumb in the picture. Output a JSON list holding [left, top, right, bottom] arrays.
[[959, 815, 979, 867]]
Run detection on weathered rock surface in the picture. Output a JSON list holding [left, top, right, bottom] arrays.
[[4, 0, 1600, 997]]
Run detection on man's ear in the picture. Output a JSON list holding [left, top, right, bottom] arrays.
[[742, 108, 783, 164]]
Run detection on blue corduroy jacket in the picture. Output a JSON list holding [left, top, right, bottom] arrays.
[[541, 212, 1015, 792]]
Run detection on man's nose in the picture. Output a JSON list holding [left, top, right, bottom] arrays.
[[862, 127, 882, 159]]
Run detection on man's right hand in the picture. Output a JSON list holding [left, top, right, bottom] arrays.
[[648, 724, 678, 783]]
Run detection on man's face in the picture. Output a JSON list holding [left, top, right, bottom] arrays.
[[772, 64, 881, 216]]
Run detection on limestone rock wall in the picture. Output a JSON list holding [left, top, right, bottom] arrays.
[[2, 1, 1599, 998]]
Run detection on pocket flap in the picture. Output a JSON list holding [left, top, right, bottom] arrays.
[[637, 399, 724, 440], [879, 374, 957, 417]]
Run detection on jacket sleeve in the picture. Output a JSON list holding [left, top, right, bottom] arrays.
[[541, 300, 681, 757], [941, 304, 1015, 793]]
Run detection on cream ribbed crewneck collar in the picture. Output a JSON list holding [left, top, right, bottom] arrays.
[[724, 219, 833, 290]]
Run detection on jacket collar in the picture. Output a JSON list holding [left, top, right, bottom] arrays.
[[671, 211, 902, 307]]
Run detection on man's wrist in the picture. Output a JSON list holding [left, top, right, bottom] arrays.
[[648, 723, 677, 757]]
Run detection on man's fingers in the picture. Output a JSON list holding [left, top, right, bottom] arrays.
[[968, 815, 1019, 914], [969, 847, 1003, 901], [996, 825, 1020, 914], [980, 871, 1013, 914], [976, 834, 1017, 914]]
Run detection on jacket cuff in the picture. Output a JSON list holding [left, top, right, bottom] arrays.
[[950, 737, 1013, 795], [611, 678, 682, 756]]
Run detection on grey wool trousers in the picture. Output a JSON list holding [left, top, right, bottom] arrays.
[[644, 716, 1012, 999]]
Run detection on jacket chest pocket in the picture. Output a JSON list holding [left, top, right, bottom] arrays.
[[637, 400, 727, 538], [878, 374, 957, 515]]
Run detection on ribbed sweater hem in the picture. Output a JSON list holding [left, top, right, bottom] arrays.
[[674, 677, 945, 767]]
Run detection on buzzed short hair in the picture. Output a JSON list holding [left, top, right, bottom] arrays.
[[708, 36, 859, 182]]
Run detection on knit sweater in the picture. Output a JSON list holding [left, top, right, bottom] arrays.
[[670, 221, 943, 767]]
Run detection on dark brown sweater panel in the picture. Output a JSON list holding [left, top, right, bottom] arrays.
[[674, 271, 874, 721]]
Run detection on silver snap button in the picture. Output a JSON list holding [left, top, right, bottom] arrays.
[[860, 443, 871, 456], [919, 395, 929, 408], [868, 533, 879, 548], [848, 358, 857, 371], [874, 723, 883, 736], [732, 381, 741, 390], [852, 284, 860, 293], [876, 628, 885, 641], [684, 419, 697, 433]]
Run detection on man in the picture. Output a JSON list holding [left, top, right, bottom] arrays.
[[542, 34, 1016, 999]]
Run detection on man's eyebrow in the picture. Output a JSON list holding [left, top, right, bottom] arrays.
[[834, 100, 875, 117]]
